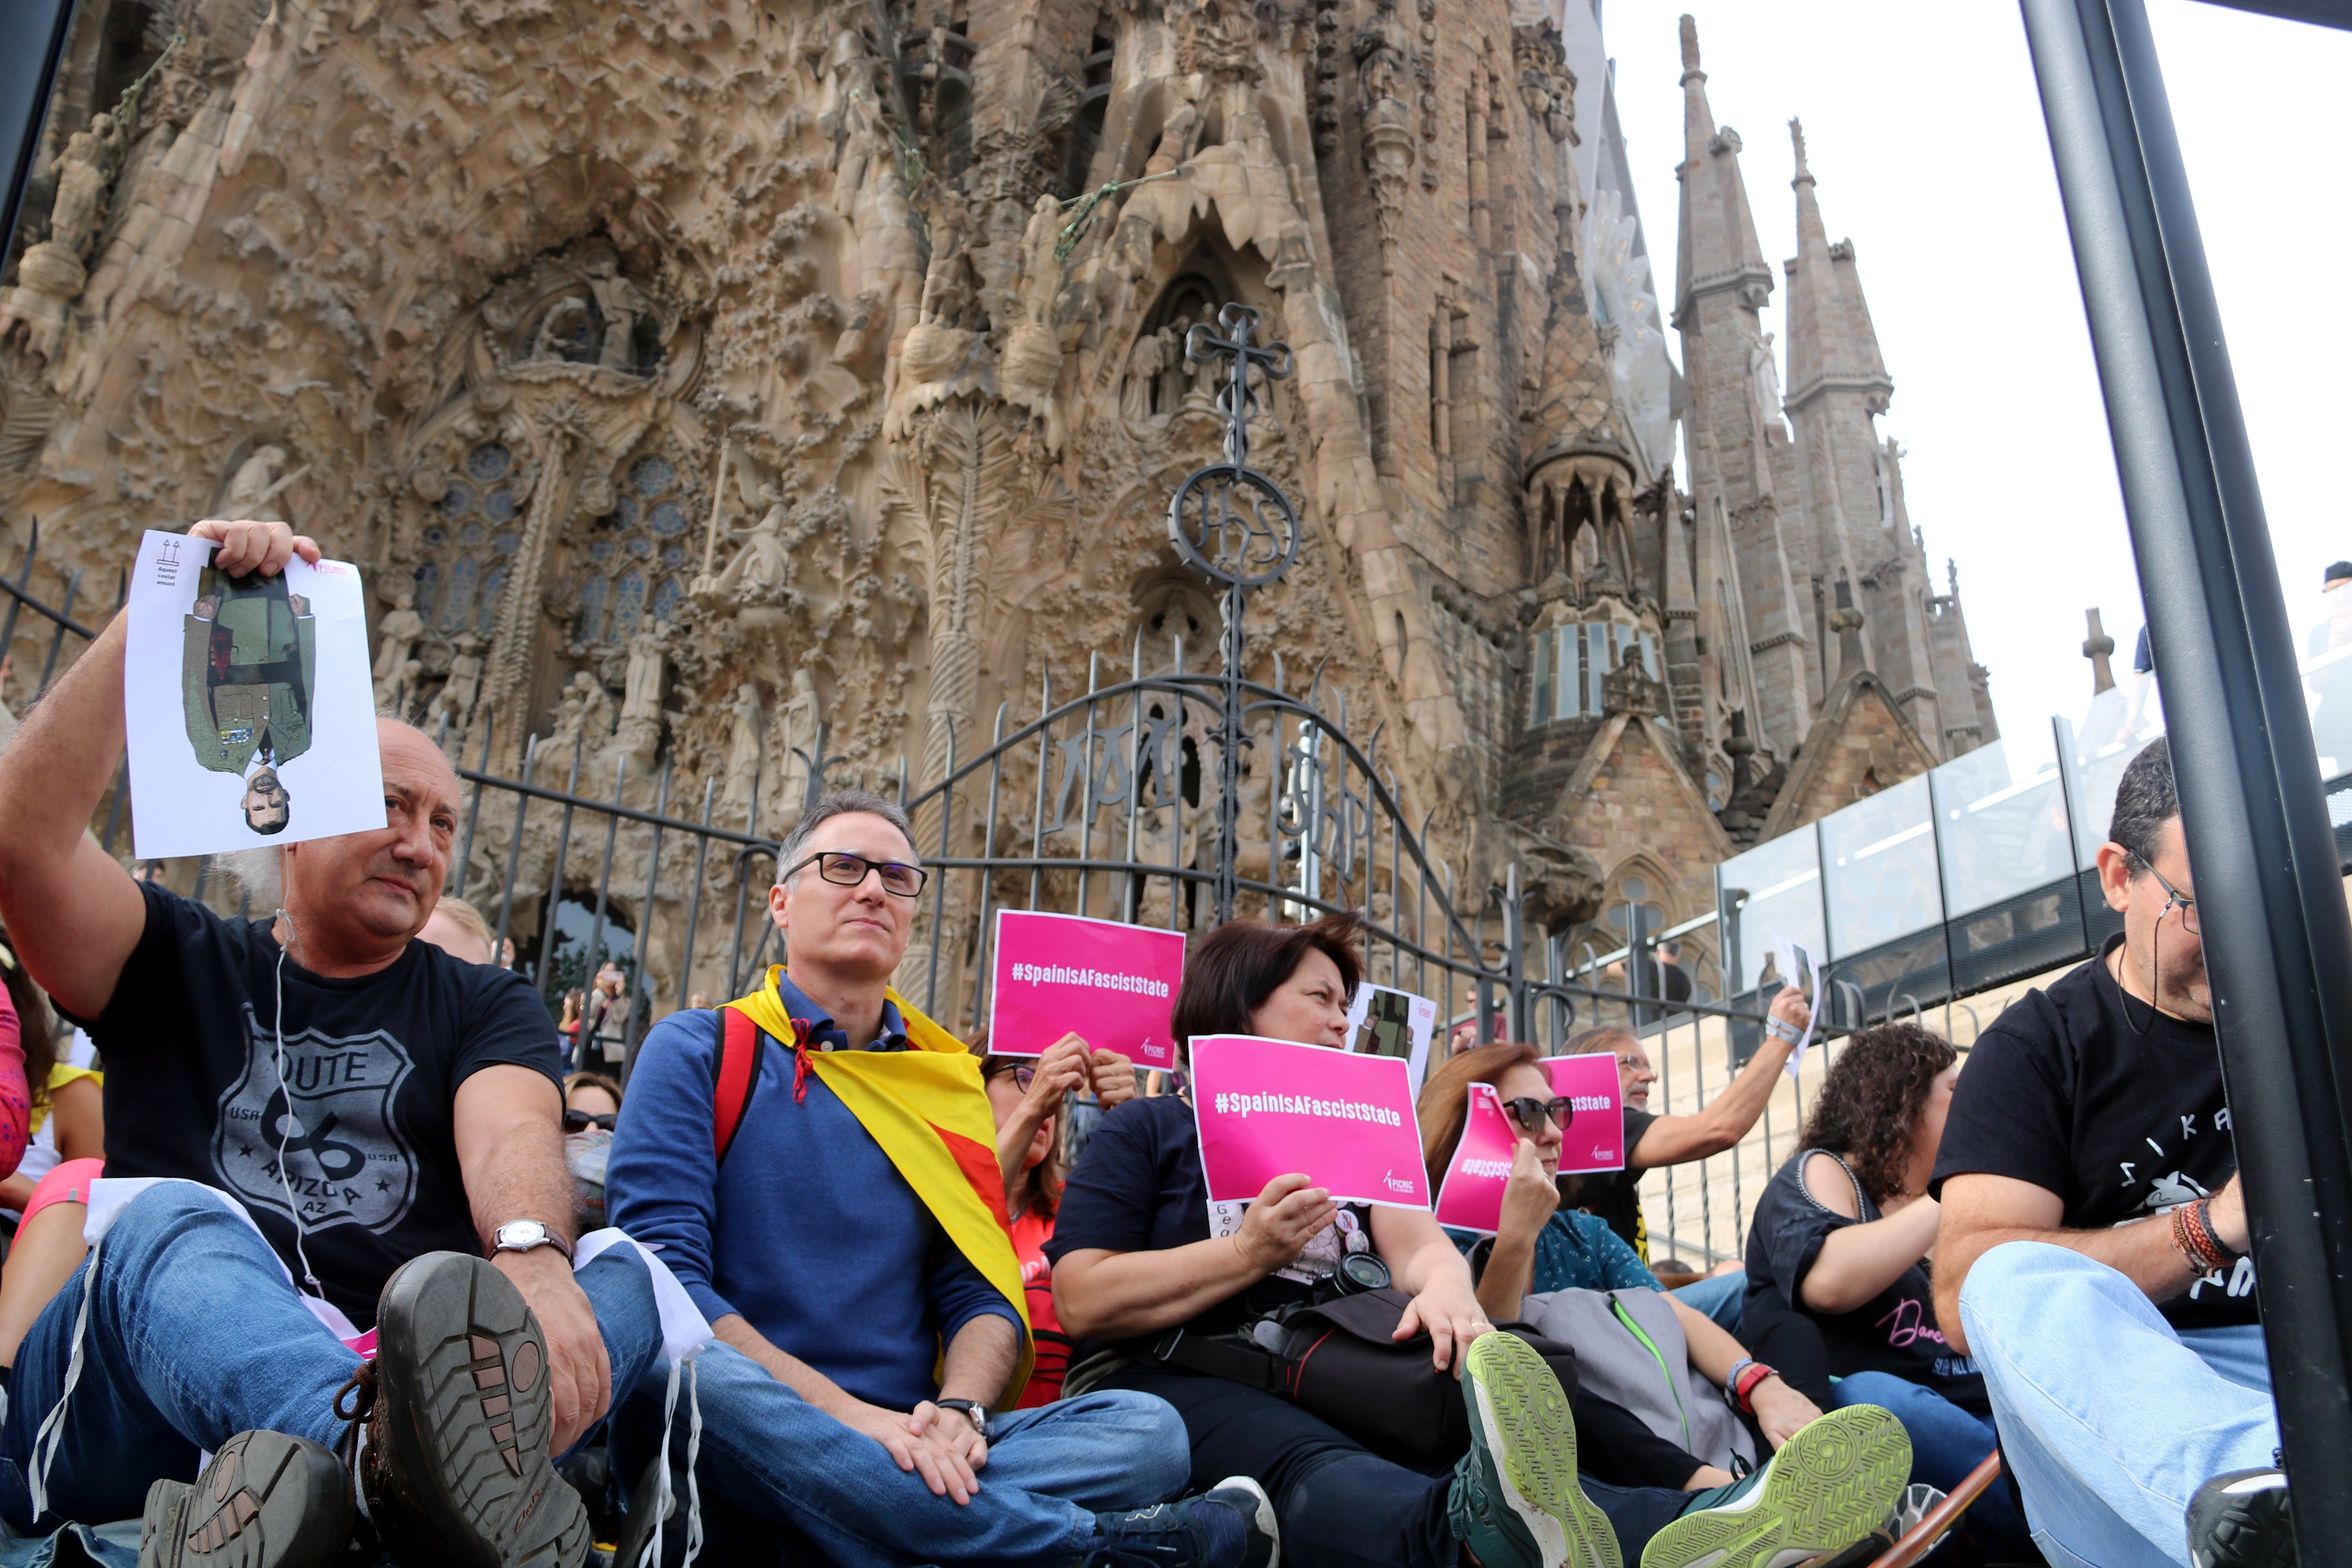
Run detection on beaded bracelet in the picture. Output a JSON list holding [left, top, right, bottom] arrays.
[[2170, 1203, 2215, 1273], [2192, 1196, 2244, 1266]]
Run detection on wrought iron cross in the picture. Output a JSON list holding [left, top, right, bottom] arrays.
[[1167, 303, 1300, 594]]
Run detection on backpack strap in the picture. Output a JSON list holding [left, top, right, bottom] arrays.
[[714, 1008, 765, 1164]]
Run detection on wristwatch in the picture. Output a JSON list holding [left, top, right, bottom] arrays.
[[934, 1397, 989, 1436], [492, 1219, 574, 1261]]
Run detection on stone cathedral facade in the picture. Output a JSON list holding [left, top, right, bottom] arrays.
[[0, 0, 1990, 1007]]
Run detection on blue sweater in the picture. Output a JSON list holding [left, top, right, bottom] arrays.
[[606, 979, 1022, 1411]]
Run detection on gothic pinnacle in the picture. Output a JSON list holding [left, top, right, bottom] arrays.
[[1790, 117, 1812, 186], [1679, 14, 1702, 80]]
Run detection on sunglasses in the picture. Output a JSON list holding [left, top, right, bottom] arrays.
[[786, 850, 928, 899], [563, 1109, 617, 1133], [1502, 1096, 1575, 1134]]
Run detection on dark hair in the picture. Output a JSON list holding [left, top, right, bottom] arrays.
[[0, 927, 57, 1110], [1170, 913, 1364, 1045], [2108, 734, 2178, 870], [243, 801, 291, 835], [981, 1055, 1063, 1218], [776, 788, 917, 883], [1795, 1022, 1957, 1205], [2328, 561, 2352, 585], [1415, 1041, 1540, 1194]]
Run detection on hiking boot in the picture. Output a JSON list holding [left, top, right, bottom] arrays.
[[1082, 1476, 1280, 1568], [2188, 1468, 2295, 1568], [1446, 1330, 1620, 1568], [1638, 1404, 1910, 1568], [336, 1251, 589, 1568], [139, 1429, 352, 1567]]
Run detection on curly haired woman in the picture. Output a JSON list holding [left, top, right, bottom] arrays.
[[1741, 1022, 2028, 1555]]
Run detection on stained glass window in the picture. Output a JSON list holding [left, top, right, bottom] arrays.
[[572, 451, 695, 646], [415, 443, 521, 635]]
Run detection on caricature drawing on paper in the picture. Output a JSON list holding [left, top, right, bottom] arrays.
[[183, 564, 315, 836]]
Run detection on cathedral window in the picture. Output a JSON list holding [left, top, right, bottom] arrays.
[[413, 442, 522, 635], [1058, 30, 1116, 199], [573, 452, 694, 648], [1529, 619, 1659, 725]]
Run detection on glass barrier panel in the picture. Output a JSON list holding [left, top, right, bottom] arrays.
[[2062, 674, 2166, 871], [2300, 585, 2352, 783], [1931, 723, 2072, 916], [1716, 831, 1824, 994], [1820, 772, 1941, 958]]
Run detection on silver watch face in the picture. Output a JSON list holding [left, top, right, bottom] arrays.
[[498, 1220, 549, 1248]]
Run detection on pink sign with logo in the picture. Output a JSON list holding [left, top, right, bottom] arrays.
[[1188, 1035, 1430, 1210], [1539, 1053, 1626, 1174], [988, 911, 1185, 1069], [1433, 1082, 1522, 1234]]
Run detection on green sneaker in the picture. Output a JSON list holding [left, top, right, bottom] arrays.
[[1640, 1404, 1911, 1568], [1446, 1331, 1620, 1568]]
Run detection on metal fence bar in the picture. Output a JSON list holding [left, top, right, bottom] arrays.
[[453, 713, 496, 902], [533, 734, 587, 1001], [492, 738, 540, 950], [676, 777, 716, 1011]]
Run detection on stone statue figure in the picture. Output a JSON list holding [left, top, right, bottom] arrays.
[[372, 580, 428, 702], [432, 634, 486, 735], [721, 682, 764, 816], [716, 486, 791, 602], [586, 255, 654, 373], [620, 624, 666, 725], [774, 668, 823, 829], [1749, 333, 1783, 435], [1123, 328, 1167, 423], [222, 444, 302, 522], [532, 295, 592, 362], [46, 127, 115, 258], [1144, 97, 1202, 177]]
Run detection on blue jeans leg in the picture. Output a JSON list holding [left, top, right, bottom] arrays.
[[979, 1391, 1190, 1511], [1830, 1371, 2027, 1554], [567, 1243, 665, 1463], [1669, 1272, 1745, 1334], [0, 1185, 362, 1531], [1958, 1240, 2276, 1568], [614, 1341, 1105, 1568]]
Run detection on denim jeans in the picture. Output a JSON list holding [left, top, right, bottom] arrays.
[[1668, 1271, 1745, 1333], [1828, 1371, 2028, 1555], [0, 1183, 665, 1532], [1957, 1240, 2276, 1568], [613, 1340, 1190, 1568]]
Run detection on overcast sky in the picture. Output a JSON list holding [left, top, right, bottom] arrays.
[[1602, 0, 2352, 759]]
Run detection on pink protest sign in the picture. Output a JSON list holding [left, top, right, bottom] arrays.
[[1433, 1083, 1522, 1234], [987, 911, 1185, 1069], [1188, 1035, 1430, 1211], [1540, 1053, 1626, 1174]]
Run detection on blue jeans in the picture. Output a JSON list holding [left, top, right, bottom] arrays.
[[613, 1340, 1190, 1568], [1669, 1271, 1745, 1333], [1957, 1241, 2276, 1568], [0, 1183, 665, 1532], [1830, 1371, 2028, 1555]]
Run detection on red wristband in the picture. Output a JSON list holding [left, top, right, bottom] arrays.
[[1734, 1362, 1775, 1413]]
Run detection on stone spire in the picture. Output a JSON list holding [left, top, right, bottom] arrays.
[[2084, 607, 2117, 694], [1672, 16, 1774, 331], [1782, 118, 1892, 417]]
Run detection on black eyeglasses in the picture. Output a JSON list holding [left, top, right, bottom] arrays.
[[1502, 1096, 1575, 1134], [563, 1109, 616, 1133], [786, 851, 929, 899], [2131, 854, 2200, 934], [983, 1062, 1038, 1091]]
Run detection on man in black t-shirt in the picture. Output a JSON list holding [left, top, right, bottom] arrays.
[[0, 519, 664, 1566], [1931, 737, 2287, 1567]]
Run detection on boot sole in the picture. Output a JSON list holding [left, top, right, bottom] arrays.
[[1639, 1404, 1911, 1568], [139, 1429, 353, 1567], [1466, 1331, 1621, 1568], [375, 1251, 588, 1568]]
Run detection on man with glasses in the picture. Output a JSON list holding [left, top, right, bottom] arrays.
[[1931, 737, 2289, 1568], [605, 790, 1274, 1568]]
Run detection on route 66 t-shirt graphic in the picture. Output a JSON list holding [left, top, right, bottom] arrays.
[[75, 882, 566, 1327]]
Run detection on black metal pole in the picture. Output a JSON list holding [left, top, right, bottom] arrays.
[[2022, 0, 2352, 1548]]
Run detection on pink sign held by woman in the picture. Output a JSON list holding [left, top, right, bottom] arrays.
[[1539, 1052, 1626, 1174], [988, 910, 1185, 1068], [1188, 1035, 1430, 1210], [1432, 1082, 1522, 1234]]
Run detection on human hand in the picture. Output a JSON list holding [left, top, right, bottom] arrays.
[[1233, 1173, 1337, 1274], [1497, 1137, 1561, 1248], [908, 1399, 991, 1487], [1749, 1375, 1821, 1451], [187, 518, 319, 578], [1023, 1035, 1093, 1118], [1090, 1048, 1139, 1109], [1396, 1275, 1491, 1376], [841, 1399, 983, 1503], [192, 594, 219, 619], [2207, 1174, 2249, 1255], [1768, 984, 1811, 1043], [492, 1246, 610, 1455], [287, 594, 310, 616]]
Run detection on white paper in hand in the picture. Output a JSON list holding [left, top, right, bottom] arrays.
[[1771, 936, 1822, 1079], [125, 530, 384, 859]]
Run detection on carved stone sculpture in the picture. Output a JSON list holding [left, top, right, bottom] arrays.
[[586, 255, 654, 373], [721, 682, 764, 818], [620, 624, 667, 725], [1123, 328, 1167, 423], [774, 667, 822, 830], [373, 580, 429, 705], [222, 444, 297, 522], [432, 633, 487, 737], [46, 128, 115, 259], [715, 487, 792, 603]]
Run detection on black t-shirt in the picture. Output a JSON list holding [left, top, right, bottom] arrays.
[[1745, 1150, 1986, 1411], [1564, 1107, 1659, 1263], [1046, 1095, 1376, 1364], [1930, 934, 2255, 1330], [72, 884, 565, 1327]]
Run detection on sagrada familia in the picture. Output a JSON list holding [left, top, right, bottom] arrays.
[[0, 0, 1993, 1005]]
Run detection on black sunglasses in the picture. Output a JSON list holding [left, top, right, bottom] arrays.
[[1502, 1096, 1574, 1134], [786, 850, 929, 899], [563, 1109, 617, 1133]]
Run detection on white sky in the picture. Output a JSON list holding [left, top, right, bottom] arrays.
[[1603, 0, 2352, 754]]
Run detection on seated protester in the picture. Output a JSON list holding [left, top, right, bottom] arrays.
[[0, 929, 69, 1220], [563, 1071, 624, 1237], [1052, 914, 1913, 1568], [983, 1036, 1137, 1407], [416, 894, 496, 965], [1556, 991, 1817, 1329], [0, 517, 670, 1567], [606, 791, 1275, 1568], [565, 1070, 623, 1129], [1742, 1023, 2030, 1557], [1932, 738, 2290, 1568]]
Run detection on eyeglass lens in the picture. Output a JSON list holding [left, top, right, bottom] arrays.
[[818, 852, 925, 896]]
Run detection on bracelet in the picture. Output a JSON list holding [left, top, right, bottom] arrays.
[[1765, 1016, 1801, 1044], [2170, 1204, 2212, 1274], [2192, 1197, 2244, 1266], [1733, 1362, 1776, 1414]]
